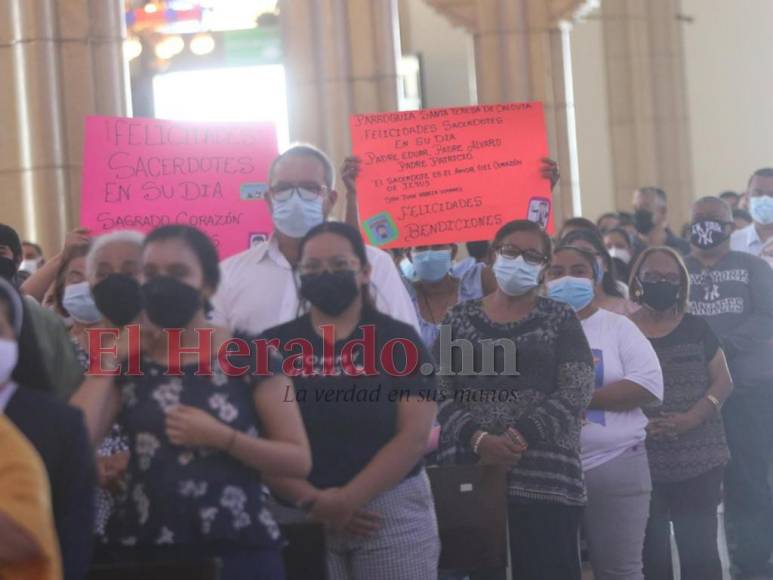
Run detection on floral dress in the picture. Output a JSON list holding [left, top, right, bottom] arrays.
[[105, 354, 283, 549], [70, 337, 130, 537]]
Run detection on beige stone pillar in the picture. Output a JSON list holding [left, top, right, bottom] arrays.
[[0, 0, 129, 255], [469, 0, 591, 223], [602, 0, 694, 227], [280, 0, 401, 216]]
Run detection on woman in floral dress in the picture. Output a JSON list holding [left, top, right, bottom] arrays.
[[72, 225, 311, 580]]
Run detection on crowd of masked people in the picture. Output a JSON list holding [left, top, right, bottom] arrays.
[[1, 143, 773, 580]]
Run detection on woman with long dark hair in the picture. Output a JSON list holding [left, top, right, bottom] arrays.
[[71, 225, 311, 580], [546, 244, 663, 580], [264, 221, 440, 580]]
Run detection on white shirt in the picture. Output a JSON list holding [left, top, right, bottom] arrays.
[[211, 235, 420, 336], [580, 309, 663, 471], [731, 224, 765, 256], [0, 382, 19, 412]]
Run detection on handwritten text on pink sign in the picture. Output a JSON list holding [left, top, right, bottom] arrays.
[[80, 116, 277, 258]]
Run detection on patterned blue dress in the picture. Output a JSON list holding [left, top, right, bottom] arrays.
[[105, 354, 283, 550]]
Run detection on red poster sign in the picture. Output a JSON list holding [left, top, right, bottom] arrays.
[[350, 102, 552, 249]]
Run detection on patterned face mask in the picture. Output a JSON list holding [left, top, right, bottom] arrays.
[[690, 219, 729, 250]]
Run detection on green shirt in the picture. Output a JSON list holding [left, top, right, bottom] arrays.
[[23, 296, 83, 399]]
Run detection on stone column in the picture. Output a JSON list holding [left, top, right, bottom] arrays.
[[602, 0, 694, 226], [472, 0, 584, 223], [0, 0, 130, 254], [280, 0, 401, 215]]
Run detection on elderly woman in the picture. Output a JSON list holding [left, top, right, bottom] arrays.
[[80, 231, 145, 540], [85, 230, 145, 329]]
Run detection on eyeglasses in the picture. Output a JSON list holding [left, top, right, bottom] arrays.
[[269, 182, 328, 202], [495, 244, 547, 265], [639, 272, 680, 285], [298, 256, 360, 276]]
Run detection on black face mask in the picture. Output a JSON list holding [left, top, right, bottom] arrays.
[[300, 271, 360, 317], [634, 209, 655, 235], [141, 276, 201, 329], [690, 220, 729, 250], [0, 257, 17, 282], [92, 274, 143, 327], [640, 280, 680, 311]]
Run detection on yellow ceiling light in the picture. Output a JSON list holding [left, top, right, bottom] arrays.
[[189, 33, 216, 56], [154, 35, 185, 60], [123, 36, 143, 61]]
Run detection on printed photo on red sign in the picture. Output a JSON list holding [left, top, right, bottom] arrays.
[[350, 102, 552, 249]]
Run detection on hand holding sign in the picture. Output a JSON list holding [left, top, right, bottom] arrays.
[[341, 156, 361, 195], [350, 102, 552, 249]]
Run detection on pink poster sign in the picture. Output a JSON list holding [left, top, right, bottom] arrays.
[[80, 116, 277, 258]]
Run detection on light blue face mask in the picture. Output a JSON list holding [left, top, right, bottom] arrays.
[[412, 249, 452, 282], [62, 281, 103, 324], [547, 276, 595, 311], [399, 257, 416, 281], [271, 189, 325, 238], [492, 255, 542, 296], [750, 196, 773, 226]]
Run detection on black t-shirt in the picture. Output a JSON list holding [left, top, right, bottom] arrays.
[[261, 308, 437, 489], [645, 314, 728, 482], [648, 313, 719, 362]]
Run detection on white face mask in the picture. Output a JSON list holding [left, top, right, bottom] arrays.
[[62, 281, 102, 324], [19, 258, 42, 274], [0, 338, 18, 384], [608, 247, 632, 265]]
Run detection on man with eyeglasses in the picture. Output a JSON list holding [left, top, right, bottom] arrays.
[[684, 196, 773, 580], [211, 144, 419, 336]]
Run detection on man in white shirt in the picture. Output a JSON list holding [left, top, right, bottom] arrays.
[[731, 168, 773, 256], [211, 144, 419, 336]]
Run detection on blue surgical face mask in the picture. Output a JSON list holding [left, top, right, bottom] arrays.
[[750, 196, 773, 226], [271, 190, 325, 238], [493, 255, 542, 296], [412, 250, 452, 282], [62, 281, 102, 324], [399, 257, 416, 281], [547, 276, 595, 311]]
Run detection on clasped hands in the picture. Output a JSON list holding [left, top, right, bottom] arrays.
[[474, 427, 528, 466]]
